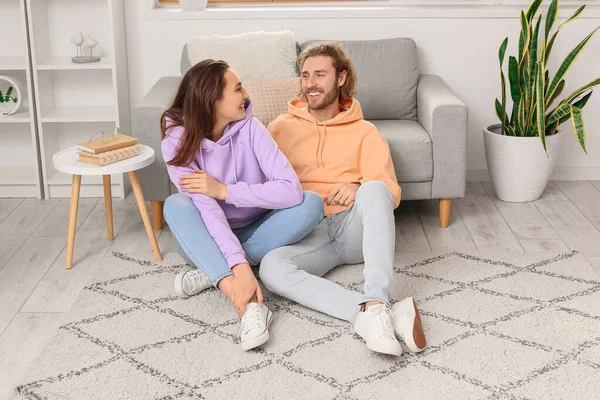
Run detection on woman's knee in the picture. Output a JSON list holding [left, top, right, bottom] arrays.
[[164, 193, 194, 219], [299, 191, 324, 219]]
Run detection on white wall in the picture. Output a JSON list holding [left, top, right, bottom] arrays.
[[123, 1, 600, 179]]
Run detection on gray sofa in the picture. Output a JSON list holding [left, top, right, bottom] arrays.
[[133, 37, 468, 230]]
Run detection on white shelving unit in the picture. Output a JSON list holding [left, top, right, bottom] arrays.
[[26, 0, 131, 198], [0, 0, 44, 198]]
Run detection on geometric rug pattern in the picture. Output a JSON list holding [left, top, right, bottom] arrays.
[[13, 250, 600, 400]]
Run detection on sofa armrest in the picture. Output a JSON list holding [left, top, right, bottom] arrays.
[[132, 76, 181, 202], [417, 74, 468, 199]]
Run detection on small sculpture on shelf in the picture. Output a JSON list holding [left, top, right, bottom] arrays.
[[71, 31, 101, 64], [0, 75, 22, 116], [0, 86, 19, 116]]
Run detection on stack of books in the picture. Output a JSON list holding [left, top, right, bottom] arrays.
[[77, 133, 139, 166]]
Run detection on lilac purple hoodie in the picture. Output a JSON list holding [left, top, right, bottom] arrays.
[[161, 100, 303, 269]]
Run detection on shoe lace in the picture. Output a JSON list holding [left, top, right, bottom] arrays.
[[186, 270, 210, 288], [241, 304, 264, 334], [371, 305, 395, 338]]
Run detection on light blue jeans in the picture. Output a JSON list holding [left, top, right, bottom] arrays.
[[163, 191, 324, 286]]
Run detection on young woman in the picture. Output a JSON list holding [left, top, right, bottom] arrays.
[[160, 59, 323, 351]]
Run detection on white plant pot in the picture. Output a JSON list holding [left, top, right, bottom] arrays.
[[0, 102, 14, 116], [0, 75, 23, 116], [483, 124, 564, 202]]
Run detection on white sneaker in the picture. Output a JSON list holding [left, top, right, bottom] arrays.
[[354, 304, 402, 356], [174, 269, 212, 298], [239, 303, 273, 351], [391, 297, 427, 353]]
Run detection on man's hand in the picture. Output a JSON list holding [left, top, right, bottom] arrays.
[[230, 263, 264, 319], [179, 169, 228, 200], [326, 183, 360, 207]]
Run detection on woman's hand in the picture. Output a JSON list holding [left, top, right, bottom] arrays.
[[179, 169, 228, 200], [230, 263, 264, 319]]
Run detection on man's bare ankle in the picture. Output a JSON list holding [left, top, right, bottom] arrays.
[[361, 300, 384, 312]]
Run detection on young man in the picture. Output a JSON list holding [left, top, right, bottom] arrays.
[[262, 42, 427, 356]]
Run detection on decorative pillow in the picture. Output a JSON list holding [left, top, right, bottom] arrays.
[[243, 78, 300, 127], [186, 31, 298, 81]]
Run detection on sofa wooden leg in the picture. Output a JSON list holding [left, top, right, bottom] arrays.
[[151, 201, 164, 230], [439, 198, 451, 228]]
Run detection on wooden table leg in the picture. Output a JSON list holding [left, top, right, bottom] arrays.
[[66, 174, 81, 269], [103, 175, 114, 240], [128, 170, 163, 262], [151, 201, 164, 230]]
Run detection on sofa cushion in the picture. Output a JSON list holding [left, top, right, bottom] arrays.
[[181, 31, 298, 80], [371, 120, 433, 183], [244, 78, 299, 127], [300, 38, 419, 120]]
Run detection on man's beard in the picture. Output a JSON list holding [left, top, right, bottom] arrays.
[[304, 84, 340, 111]]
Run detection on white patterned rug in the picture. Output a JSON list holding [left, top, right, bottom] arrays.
[[13, 250, 600, 400]]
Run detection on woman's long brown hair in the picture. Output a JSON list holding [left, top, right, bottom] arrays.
[[160, 59, 229, 167]]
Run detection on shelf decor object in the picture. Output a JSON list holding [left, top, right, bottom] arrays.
[[0, 75, 22, 116]]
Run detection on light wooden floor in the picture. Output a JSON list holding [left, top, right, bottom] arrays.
[[1, 180, 599, 399]]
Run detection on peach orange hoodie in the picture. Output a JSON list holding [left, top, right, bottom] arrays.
[[268, 97, 401, 216]]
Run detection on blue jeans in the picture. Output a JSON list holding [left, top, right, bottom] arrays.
[[163, 191, 324, 286]]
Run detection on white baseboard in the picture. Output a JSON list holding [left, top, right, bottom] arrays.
[[467, 167, 600, 182]]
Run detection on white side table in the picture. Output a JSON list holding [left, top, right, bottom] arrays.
[[53, 144, 163, 269]]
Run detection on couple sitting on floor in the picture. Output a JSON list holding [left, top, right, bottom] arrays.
[[160, 42, 426, 355]]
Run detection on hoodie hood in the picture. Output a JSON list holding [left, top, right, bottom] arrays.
[[287, 97, 364, 125]]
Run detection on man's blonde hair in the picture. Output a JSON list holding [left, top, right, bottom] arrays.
[[297, 42, 357, 101]]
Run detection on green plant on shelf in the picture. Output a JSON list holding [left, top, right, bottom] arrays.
[[0, 86, 18, 103]]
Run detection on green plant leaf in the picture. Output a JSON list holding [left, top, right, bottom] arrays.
[[519, 11, 531, 61], [526, 0, 543, 23], [548, 79, 565, 108], [546, 102, 571, 127], [544, 0, 559, 52], [565, 77, 600, 104], [531, 15, 542, 71], [527, 61, 539, 134], [499, 37, 508, 65], [12, 97, 18, 103], [508, 56, 520, 125], [499, 38, 509, 134], [557, 5, 586, 32], [546, 26, 600, 108], [505, 125, 516, 136], [570, 105, 587, 153], [556, 90, 593, 127], [4, 87, 12, 102], [545, 5, 587, 61], [495, 98, 510, 132], [518, 91, 526, 136], [535, 61, 546, 152]]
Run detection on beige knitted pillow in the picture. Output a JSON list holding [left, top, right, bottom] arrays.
[[244, 78, 300, 127]]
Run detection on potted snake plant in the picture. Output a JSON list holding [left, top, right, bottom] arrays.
[[484, 0, 600, 202]]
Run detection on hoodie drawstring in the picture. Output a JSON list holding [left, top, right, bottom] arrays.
[[321, 123, 327, 168], [314, 122, 322, 168], [230, 140, 238, 183], [313, 121, 328, 168], [199, 149, 206, 171]]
